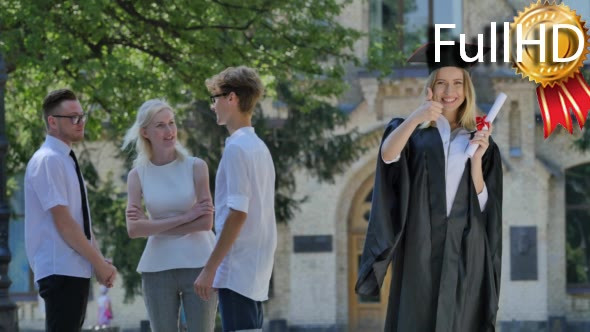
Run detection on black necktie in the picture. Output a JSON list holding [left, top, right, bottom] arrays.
[[69, 150, 91, 240]]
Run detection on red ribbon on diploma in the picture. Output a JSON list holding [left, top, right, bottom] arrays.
[[536, 73, 590, 138], [475, 116, 490, 131]]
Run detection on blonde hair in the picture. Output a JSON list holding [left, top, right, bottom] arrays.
[[121, 99, 189, 167], [421, 68, 478, 131], [205, 66, 264, 114]]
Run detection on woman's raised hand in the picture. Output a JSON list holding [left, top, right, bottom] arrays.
[[470, 123, 494, 161], [409, 88, 443, 124]]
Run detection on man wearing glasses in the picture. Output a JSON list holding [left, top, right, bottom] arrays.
[[24, 89, 117, 332], [194, 66, 277, 332]]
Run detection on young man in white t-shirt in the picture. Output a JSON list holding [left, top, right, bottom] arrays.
[[24, 89, 117, 331], [194, 66, 277, 332]]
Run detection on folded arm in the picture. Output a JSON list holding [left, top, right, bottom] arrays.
[[161, 159, 214, 235], [126, 169, 204, 238], [125, 163, 214, 238]]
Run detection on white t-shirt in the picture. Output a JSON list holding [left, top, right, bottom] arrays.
[[24, 135, 92, 282], [213, 127, 277, 301], [383, 116, 488, 215], [136, 157, 215, 272]]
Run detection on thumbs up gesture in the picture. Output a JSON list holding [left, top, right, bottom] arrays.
[[409, 87, 443, 124]]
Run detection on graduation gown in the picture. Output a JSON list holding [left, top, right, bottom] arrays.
[[355, 118, 503, 332]]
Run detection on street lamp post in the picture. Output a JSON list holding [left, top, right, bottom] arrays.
[[0, 53, 18, 330]]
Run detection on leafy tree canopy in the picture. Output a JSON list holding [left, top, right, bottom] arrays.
[[2, 0, 395, 299]]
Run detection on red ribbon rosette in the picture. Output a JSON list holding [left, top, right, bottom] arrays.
[[537, 73, 590, 138], [511, 1, 590, 138]]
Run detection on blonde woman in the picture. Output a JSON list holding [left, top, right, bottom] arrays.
[[122, 99, 217, 332], [356, 43, 503, 331]]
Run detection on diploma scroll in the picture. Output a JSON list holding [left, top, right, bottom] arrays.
[[466, 92, 507, 158]]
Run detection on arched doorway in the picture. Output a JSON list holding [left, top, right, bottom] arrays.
[[348, 174, 391, 331]]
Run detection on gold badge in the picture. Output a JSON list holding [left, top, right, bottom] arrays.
[[511, 1, 590, 137], [512, 1, 589, 87]]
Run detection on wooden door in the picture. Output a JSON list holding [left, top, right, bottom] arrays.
[[348, 175, 391, 332]]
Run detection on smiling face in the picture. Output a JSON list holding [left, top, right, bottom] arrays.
[[432, 66, 466, 114], [141, 108, 177, 152]]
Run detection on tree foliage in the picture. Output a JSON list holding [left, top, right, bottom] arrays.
[[1, 0, 387, 299], [573, 67, 590, 151], [2, 0, 364, 168]]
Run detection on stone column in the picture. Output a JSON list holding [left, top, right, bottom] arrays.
[[359, 77, 380, 119]]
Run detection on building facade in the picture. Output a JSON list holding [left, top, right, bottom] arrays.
[[13, 0, 590, 331], [263, 0, 590, 331]]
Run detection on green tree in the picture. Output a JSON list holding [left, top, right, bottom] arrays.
[[2, 0, 389, 299]]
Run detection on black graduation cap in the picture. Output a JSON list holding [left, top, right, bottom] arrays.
[[407, 42, 491, 73]]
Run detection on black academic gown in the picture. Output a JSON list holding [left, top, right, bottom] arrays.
[[355, 118, 502, 332]]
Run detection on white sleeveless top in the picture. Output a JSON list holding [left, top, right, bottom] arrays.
[[136, 157, 215, 273]]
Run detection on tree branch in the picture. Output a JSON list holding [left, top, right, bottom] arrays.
[[114, 0, 181, 38], [211, 0, 267, 12], [62, 66, 115, 115], [115, 0, 258, 32]]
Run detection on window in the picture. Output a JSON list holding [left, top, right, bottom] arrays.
[[8, 175, 36, 300], [371, 0, 463, 55], [565, 163, 590, 294], [509, 101, 522, 157]]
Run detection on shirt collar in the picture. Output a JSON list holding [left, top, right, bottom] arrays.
[[43, 134, 72, 156], [226, 126, 255, 144], [435, 116, 469, 136], [435, 116, 451, 136]]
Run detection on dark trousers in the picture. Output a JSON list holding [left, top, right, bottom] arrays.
[[218, 288, 263, 331], [37, 275, 90, 332]]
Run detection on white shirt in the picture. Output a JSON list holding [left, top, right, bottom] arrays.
[[135, 157, 215, 272], [213, 127, 277, 301], [384, 117, 488, 215], [24, 135, 92, 282]]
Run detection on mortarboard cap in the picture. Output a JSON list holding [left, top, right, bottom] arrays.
[[407, 42, 491, 73]]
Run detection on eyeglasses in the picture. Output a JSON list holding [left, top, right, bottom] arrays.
[[209, 92, 230, 103], [51, 113, 87, 125]]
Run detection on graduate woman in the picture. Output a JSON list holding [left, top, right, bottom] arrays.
[[356, 43, 503, 332]]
